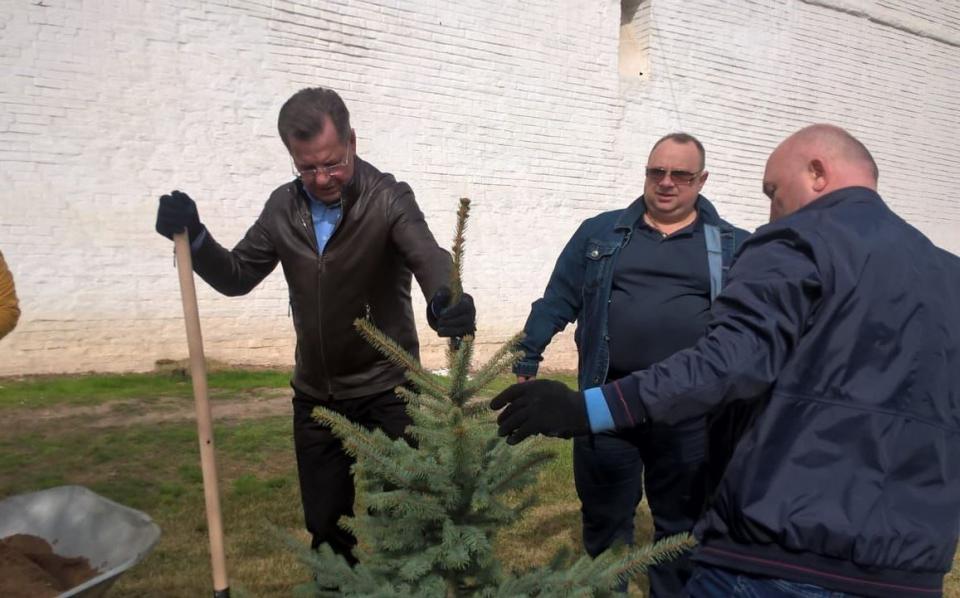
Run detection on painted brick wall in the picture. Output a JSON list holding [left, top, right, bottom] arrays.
[[1, 0, 957, 376]]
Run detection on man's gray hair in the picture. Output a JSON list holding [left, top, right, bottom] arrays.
[[278, 87, 352, 149]]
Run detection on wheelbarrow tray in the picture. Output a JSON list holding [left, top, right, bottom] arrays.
[[0, 485, 161, 597]]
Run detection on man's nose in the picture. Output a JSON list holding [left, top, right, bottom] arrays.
[[312, 171, 333, 184], [658, 173, 677, 187]]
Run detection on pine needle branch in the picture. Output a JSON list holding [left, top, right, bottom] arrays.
[[399, 386, 452, 416], [449, 197, 470, 302], [266, 522, 363, 595], [463, 333, 524, 398], [354, 318, 428, 374], [448, 335, 474, 403], [312, 407, 419, 487], [461, 400, 492, 419], [393, 385, 421, 404], [404, 370, 451, 400], [489, 450, 556, 495], [611, 533, 697, 581], [352, 320, 449, 398]]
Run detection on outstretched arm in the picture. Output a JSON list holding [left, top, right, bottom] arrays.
[[492, 228, 824, 442], [156, 190, 279, 296], [605, 229, 823, 427]]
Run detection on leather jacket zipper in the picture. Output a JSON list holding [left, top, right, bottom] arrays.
[[317, 203, 346, 397], [297, 199, 332, 396]]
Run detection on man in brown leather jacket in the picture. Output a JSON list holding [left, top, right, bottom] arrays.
[[154, 87, 476, 566]]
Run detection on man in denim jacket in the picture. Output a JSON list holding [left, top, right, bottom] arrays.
[[514, 133, 748, 596]]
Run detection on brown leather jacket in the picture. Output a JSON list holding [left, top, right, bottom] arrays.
[[192, 157, 451, 400]]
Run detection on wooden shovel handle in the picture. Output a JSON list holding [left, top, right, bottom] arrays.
[[173, 232, 230, 596]]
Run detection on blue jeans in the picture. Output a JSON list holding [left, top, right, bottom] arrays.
[[573, 416, 707, 596], [686, 566, 861, 597]]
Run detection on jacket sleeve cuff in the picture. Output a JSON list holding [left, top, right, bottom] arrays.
[[583, 387, 615, 433], [598, 376, 649, 429], [512, 359, 540, 378]]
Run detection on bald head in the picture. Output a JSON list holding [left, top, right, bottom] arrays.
[[787, 124, 879, 181], [763, 124, 879, 221]]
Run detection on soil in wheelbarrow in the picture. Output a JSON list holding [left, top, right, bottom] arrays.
[[0, 533, 100, 598]]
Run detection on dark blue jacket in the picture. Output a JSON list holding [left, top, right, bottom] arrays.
[[601, 187, 960, 596], [514, 195, 748, 390]]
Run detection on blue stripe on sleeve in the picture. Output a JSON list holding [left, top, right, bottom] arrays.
[[584, 386, 615, 433]]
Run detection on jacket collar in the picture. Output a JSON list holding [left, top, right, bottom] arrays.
[[615, 194, 722, 232], [339, 155, 364, 210], [796, 186, 881, 214]]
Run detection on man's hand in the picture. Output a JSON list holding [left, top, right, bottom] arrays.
[[427, 286, 476, 337], [156, 190, 204, 242], [489, 379, 590, 445]]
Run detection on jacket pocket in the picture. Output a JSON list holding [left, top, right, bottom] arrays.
[[583, 240, 618, 292]]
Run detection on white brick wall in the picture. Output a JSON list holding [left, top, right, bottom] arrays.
[[1, 0, 957, 376]]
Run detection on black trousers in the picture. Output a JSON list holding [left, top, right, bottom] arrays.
[[292, 387, 413, 563]]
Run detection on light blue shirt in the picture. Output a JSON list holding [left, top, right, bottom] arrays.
[[303, 186, 343, 255], [304, 187, 342, 254]]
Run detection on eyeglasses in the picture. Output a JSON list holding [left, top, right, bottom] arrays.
[[645, 167, 703, 186], [293, 151, 351, 180]]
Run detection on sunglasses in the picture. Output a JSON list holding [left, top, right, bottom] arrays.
[[644, 167, 703, 185]]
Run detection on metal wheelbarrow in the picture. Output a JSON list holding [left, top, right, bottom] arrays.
[[0, 485, 161, 597]]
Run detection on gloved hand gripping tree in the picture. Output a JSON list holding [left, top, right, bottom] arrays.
[[304, 199, 693, 596]]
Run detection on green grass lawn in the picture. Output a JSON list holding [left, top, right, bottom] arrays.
[[0, 369, 598, 597], [0, 368, 291, 409], [1, 370, 957, 597]]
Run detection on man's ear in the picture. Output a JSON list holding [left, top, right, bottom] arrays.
[[697, 170, 709, 190], [809, 158, 828, 193], [350, 128, 357, 149]]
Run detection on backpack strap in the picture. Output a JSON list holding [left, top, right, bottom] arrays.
[[721, 226, 742, 287], [704, 223, 723, 302]]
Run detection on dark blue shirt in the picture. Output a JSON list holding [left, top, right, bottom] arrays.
[[606, 217, 711, 380]]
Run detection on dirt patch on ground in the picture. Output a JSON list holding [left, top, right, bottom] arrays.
[[0, 389, 291, 435]]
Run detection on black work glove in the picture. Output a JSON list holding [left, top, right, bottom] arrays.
[[156, 190, 204, 242], [427, 286, 476, 337], [489, 379, 590, 445]]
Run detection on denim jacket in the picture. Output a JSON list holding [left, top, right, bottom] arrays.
[[515, 195, 749, 390]]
